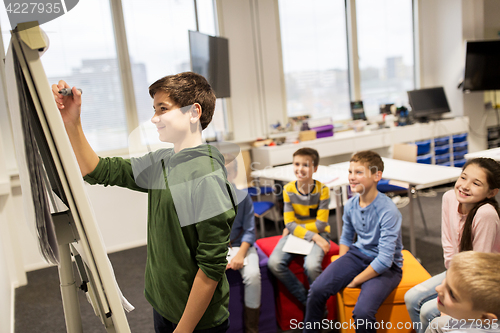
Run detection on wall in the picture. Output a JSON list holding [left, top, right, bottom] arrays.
[[417, 0, 490, 152], [217, 0, 286, 142]]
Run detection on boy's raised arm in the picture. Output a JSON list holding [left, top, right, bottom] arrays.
[[52, 80, 99, 176]]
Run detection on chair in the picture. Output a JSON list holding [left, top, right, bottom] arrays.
[[226, 243, 277, 333], [248, 186, 281, 238], [256, 236, 340, 331], [334, 250, 431, 333]]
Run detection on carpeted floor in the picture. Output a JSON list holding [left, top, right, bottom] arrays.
[[15, 186, 456, 333]]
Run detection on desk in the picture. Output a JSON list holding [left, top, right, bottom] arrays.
[[251, 159, 462, 256], [465, 147, 500, 161], [252, 117, 469, 169], [251, 165, 349, 241], [329, 159, 462, 256]]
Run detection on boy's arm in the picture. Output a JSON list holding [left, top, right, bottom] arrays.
[[52, 81, 99, 176], [339, 201, 356, 250], [229, 194, 255, 270], [346, 265, 379, 288], [314, 185, 331, 233], [369, 209, 402, 275], [338, 244, 349, 257], [174, 269, 219, 333]]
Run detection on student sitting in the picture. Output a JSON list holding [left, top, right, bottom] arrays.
[[303, 150, 403, 333], [225, 158, 261, 333], [267, 147, 331, 308], [405, 157, 500, 333], [428, 251, 500, 333]]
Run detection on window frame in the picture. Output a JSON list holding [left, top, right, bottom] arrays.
[[278, 0, 418, 123]]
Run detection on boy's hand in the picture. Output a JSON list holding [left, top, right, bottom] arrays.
[[282, 228, 289, 236], [226, 252, 245, 271], [346, 279, 361, 288], [312, 234, 330, 254], [51, 80, 82, 127]]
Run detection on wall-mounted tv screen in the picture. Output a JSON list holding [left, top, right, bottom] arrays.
[[407, 87, 451, 122], [463, 40, 500, 92], [189, 30, 230, 98]]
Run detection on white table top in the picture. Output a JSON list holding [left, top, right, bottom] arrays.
[[250, 164, 349, 188], [465, 147, 500, 161], [251, 158, 462, 190], [378, 158, 462, 189]]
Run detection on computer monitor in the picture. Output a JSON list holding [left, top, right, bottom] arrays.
[[350, 101, 366, 120], [407, 87, 451, 122], [463, 40, 500, 92]]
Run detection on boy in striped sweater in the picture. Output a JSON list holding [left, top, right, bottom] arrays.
[[268, 147, 331, 307]]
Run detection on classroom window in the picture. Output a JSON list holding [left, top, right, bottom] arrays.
[[121, 0, 225, 142], [278, 0, 351, 122], [356, 0, 415, 117], [40, 0, 129, 152]]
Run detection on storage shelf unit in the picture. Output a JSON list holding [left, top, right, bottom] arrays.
[[251, 117, 469, 169], [416, 132, 468, 167]]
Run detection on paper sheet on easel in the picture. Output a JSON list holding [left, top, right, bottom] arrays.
[[226, 247, 248, 266], [282, 235, 314, 255]]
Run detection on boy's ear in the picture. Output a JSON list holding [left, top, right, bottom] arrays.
[[190, 103, 202, 123], [373, 170, 383, 182], [313, 165, 318, 173], [481, 312, 498, 321], [487, 188, 499, 199]]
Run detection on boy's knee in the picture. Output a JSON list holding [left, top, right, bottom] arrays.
[[352, 306, 376, 323], [304, 259, 322, 272], [420, 300, 439, 322], [267, 256, 282, 273], [307, 281, 323, 301], [243, 270, 261, 286]]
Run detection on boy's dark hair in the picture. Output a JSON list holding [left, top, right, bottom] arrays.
[[350, 150, 384, 175], [293, 148, 319, 167], [459, 158, 500, 252], [149, 72, 216, 130]]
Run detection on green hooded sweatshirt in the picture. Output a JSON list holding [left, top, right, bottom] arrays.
[[84, 144, 236, 329]]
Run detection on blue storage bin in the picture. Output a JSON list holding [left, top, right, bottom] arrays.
[[434, 136, 450, 146], [453, 150, 467, 160], [416, 140, 431, 155], [453, 141, 468, 152], [452, 133, 468, 143], [454, 159, 467, 168], [417, 154, 432, 164], [437, 161, 451, 167], [434, 145, 450, 155], [435, 153, 450, 164]]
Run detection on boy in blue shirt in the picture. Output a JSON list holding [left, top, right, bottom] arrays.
[[303, 150, 403, 333]]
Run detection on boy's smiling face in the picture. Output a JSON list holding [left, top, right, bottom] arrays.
[[293, 154, 317, 183], [435, 267, 486, 321], [151, 91, 191, 143], [348, 161, 380, 194]]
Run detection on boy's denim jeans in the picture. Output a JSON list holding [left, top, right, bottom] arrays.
[[267, 233, 329, 306], [404, 271, 446, 333]]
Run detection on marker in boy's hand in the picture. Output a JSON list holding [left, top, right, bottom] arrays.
[[58, 88, 82, 96]]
